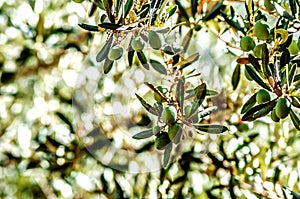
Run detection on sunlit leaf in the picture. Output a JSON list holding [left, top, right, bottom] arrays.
[[242, 100, 276, 121], [241, 93, 257, 114], [135, 93, 158, 115], [245, 64, 272, 91], [124, 0, 133, 18], [172, 53, 200, 70], [206, 89, 219, 96], [232, 64, 240, 90], [96, 35, 113, 62], [166, 5, 178, 19], [132, 129, 153, 139], [150, 59, 167, 74], [144, 82, 168, 102], [275, 28, 289, 44], [195, 124, 228, 134]]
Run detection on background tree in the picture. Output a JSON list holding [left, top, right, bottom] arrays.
[[0, 0, 299, 198]]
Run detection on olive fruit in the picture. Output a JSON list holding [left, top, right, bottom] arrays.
[[108, 45, 123, 60], [271, 109, 280, 122], [161, 106, 177, 124], [152, 125, 160, 135], [253, 44, 263, 58], [288, 40, 299, 55], [168, 123, 180, 142], [256, 89, 271, 104], [131, 37, 144, 52], [148, 30, 164, 50], [240, 36, 255, 52], [264, 0, 275, 11], [254, 20, 270, 40], [275, 98, 291, 119]]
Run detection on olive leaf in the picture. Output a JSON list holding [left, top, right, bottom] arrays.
[[96, 35, 113, 62], [78, 23, 99, 32], [241, 93, 257, 114], [98, 23, 122, 30], [150, 59, 167, 74], [176, 77, 185, 115], [242, 100, 277, 121], [55, 112, 74, 134], [124, 0, 133, 19], [155, 133, 171, 150], [174, 0, 189, 20], [280, 49, 290, 70], [190, 83, 206, 116], [206, 89, 219, 96], [144, 82, 168, 102], [194, 124, 228, 134], [261, 43, 269, 77], [102, 0, 114, 23], [163, 143, 172, 168], [289, 109, 300, 131], [132, 129, 153, 139], [245, 64, 272, 91], [198, 106, 218, 119], [182, 29, 193, 52], [232, 64, 240, 90], [103, 59, 114, 74], [248, 54, 262, 73], [137, 51, 150, 70], [172, 53, 200, 70], [135, 93, 159, 115], [203, 1, 225, 21]]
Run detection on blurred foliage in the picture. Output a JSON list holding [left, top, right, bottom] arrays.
[[0, 0, 300, 198]]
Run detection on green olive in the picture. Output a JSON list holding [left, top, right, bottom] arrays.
[[154, 86, 167, 103], [108, 45, 123, 60], [254, 20, 270, 40], [253, 44, 264, 58], [161, 106, 177, 124], [275, 98, 291, 119], [256, 89, 271, 104], [154, 133, 171, 150], [240, 36, 255, 52], [264, 0, 275, 11], [288, 40, 299, 55], [271, 109, 280, 122], [148, 30, 163, 50], [168, 123, 180, 142], [131, 37, 144, 52]]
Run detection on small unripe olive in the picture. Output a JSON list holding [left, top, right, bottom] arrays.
[[149, 30, 163, 50], [271, 109, 280, 122], [108, 45, 123, 60], [168, 123, 180, 142], [154, 86, 167, 103], [288, 40, 299, 55], [254, 21, 270, 40], [275, 98, 291, 119], [264, 0, 275, 11], [154, 133, 171, 150], [253, 44, 263, 58], [240, 36, 255, 52], [194, 24, 201, 31], [161, 106, 177, 124], [131, 37, 144, 52], [256, 89, 271, 104], [152, 125, 160, 135]]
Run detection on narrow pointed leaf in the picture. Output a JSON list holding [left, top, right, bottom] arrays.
[[191, 0, 198, 17], [144, 82, 168, 102], [163, 144, 172, 168], [203, 1, 224, 21], [245, 64, 272, 91], [232, 64, 240, 90], [262, 43, 269, 76], [124, 0, 133, 18], [248, 54, 262, 73], [176, 77, 185, 114], [182, 29, 193, 52], [55, 112, 74, 133], [137, 51, 149, 70], [102, 0, 114, 22], [174, 0, 189, 20], [173, 53, 200, 70], [280, 49, 290, 70], [242, 100, 276, 121], [155, 133, 171, 150], [78, 23, 99, 32], [166, 5, 178, 19], [206, 89, 219, 96], [103, 59, 114, 74], [135, 93, 158, 115], [132, 129, 153, 139], [150, 59, 167, 75], [96, 35, 113, 62], [190, 83, 206, 115], [288, 63, 297, 87], [290, 109, 300, 131], [198, 106, 217, 119], [241, 93, 257, 114], [195, 124, 228, 134], [98, 23, 122, 30]]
